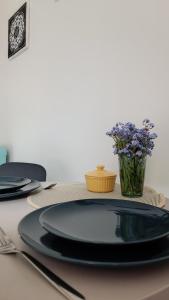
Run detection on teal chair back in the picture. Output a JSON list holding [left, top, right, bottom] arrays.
[[0, 147, 7, 165]]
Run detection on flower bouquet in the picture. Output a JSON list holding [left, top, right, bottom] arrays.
[[106, 119, 157, 197]]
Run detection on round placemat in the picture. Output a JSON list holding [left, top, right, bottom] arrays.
[[27, 183, 166, 209]]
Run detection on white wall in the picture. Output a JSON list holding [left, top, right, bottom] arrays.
[[0, 0, 169, 196]]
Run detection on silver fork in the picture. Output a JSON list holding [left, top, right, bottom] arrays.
[[0, 227, 85, 300]]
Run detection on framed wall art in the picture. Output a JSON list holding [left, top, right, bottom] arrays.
[[8, 1, 30, 59]]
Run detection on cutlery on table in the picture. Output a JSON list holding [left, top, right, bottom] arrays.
[[0, 227, 85, 300], [43, 183, 57, 190]]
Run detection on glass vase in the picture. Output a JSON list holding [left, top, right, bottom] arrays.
[[118, 155, 146, 197]]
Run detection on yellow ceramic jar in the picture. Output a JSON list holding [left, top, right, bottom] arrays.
[[85, 165, 117, 193]]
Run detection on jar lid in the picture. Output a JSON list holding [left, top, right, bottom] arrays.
[[85, 165, 116, 178]]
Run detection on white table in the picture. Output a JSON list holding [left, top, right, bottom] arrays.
[[0, 190, 169, 300]]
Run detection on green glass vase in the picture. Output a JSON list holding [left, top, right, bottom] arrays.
[[118, 155, 146, 197]]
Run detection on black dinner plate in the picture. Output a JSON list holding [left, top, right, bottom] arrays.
[[39, 199, 169, 246], [0, 176, 31, 193], [18, 205, 169, 268], [0, 180, 41, 200]]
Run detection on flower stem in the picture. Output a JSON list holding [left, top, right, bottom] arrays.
[[119, 155, 146, 197]]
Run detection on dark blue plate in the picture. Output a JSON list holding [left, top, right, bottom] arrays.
[[39, 199, 169, 246], [0, 180, 40, 200], [0, 176, 31, 193], [18, 204, 169, 268]]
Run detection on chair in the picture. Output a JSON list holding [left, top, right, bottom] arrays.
[[0, 147, 7, 165], [0, 162, 46, 181]]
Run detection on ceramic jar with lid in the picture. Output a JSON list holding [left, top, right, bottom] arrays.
[[85, 165, 117, 193]]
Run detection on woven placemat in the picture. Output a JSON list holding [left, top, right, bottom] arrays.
[[27, 183, 166, 209]]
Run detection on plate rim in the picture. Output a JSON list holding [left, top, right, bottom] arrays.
[[39, 199, 169, 246], [18, 205, 169, 268], [0, 179, 40, 200], [0, 176, 31, 192]]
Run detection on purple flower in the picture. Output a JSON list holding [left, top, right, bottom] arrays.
[[106, 119, 157, 158], [118, 148, 130, 155], [136, 151, 142, 157], [149, 133, 158, 139], [143, 118, 150, 124], [143, 119, 154, 129]]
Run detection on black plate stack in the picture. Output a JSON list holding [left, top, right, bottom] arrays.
[[18, 199, 169, 268], [0, 176, 41, 200]]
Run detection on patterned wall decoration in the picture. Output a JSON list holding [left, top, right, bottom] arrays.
[[8, 1, 29, 59]]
